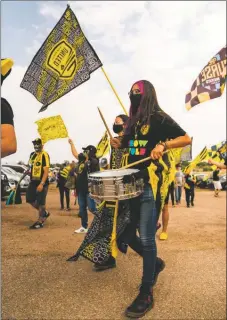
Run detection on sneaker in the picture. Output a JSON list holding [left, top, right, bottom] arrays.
[[93, 256, 116, 272], [60, 207, 64, 211], [74, 227, 88, 234], [125, 285, 154, 318], [191, 202, 194, 207], [153, 258, 165, 285], [29, 221, 43, 229], [159, 232, 168, 241], [44, 211, 50, 219], [66, 208, 71, 211]]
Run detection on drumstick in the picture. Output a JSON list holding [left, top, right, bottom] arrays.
[[97, 107, 113, 139], [122, 151, 168, 169]]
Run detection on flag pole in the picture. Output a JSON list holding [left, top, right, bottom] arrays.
[[97, 107, 113, 139], [101, 67, 128, 115]]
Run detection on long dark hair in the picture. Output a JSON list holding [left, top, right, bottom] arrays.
[[125, 80, 162, 134]]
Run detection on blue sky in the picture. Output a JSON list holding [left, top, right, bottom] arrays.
[[1, 1, 226, 163]]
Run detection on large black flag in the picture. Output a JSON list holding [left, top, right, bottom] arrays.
[[20, 5, 103, 112]]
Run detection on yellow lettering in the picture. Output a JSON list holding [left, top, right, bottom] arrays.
[[134, 140, 139, 147], [201, 69, 206, 82], [205, 66, 213, 79], [211, 64, 219, 77]]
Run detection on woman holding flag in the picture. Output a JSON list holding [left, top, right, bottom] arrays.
[[111, 80, 191, 318]]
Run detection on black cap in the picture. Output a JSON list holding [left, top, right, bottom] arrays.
[[82, 145, 97, 154], [32, 138, 42, 145]]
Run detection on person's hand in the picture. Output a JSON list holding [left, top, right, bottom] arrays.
[[208, 158, 214, 165], [68, 138, 74, 145], [110, 138, 121, 149], [37, 184, 44, 192], [150, 144, 164, 160]]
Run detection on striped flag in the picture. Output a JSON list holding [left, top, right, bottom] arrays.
[[184, 147, 208, 173]]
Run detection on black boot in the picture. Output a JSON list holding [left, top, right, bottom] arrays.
[[93, 256, 116, 272], [153, 257, 165, 285], [191, 202, 194, 207], [125, 283, 154, 318]]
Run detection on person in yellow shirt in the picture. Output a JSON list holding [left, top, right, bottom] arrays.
[[26, 138, 50, 229]]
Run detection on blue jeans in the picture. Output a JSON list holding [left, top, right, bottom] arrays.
[[129, 184, 158, 286], [175, 186, 182, 203], [78, 192, 96, 229]]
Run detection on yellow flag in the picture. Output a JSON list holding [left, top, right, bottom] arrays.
[[35, 115, 68, 144], [184, 147, 208, 173], [96, 131, 110, 158]]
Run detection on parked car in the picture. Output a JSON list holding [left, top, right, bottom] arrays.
[[1, 167, 29, 193], [2, 164, 29, 176], [1, 171, 15, 200]]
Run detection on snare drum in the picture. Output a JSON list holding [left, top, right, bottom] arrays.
[[88, 169, 144, 201]]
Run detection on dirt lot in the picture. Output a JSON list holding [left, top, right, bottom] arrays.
[[1, 188, 226, 320]]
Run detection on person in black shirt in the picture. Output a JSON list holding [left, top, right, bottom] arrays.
[[1, 58, 17, 158], [111, 80, 191, 318], [56, 161, 71, 210], [68, 140, 100, 233], [26, 138, 50, 229], [212, 168, 222, 197], [184, 172, 196, 207]]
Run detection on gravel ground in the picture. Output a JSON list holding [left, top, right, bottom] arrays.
[[1, 188, 226, 320]]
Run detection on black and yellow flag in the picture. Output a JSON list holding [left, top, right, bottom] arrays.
[[185, 46, 226, 110], [20, 5, 102, 112], [96, 131, 110, 158], [184, 147, 208, 173]]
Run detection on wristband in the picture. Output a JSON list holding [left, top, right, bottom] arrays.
[[157, 142, 167, 152], [41, 181, 45, 186]]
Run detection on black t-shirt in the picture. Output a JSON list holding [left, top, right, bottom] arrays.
[[185, 174, 196, 189], [121, 111, 186, 170], [76, 157, 100, 193], [213, 170, 220, 181], [29, 151, 50, 186], [1, 98, 14, 126]]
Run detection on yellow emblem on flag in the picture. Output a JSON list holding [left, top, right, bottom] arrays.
[[46, 40, 78, 80], [35, 115, 68, 144], [96, 131, 110, 158]]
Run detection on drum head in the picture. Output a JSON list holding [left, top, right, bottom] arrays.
[[89, 168, 139, 178]]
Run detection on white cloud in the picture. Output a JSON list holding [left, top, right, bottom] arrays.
[[2, 1, 226, 164]]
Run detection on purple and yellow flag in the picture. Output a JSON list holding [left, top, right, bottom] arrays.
[[185, 46, 226, 110]]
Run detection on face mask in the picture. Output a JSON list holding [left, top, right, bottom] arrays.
[[113, 124, 123, 134], [34, 144, 42, 153], [130, 94, 142, 114]]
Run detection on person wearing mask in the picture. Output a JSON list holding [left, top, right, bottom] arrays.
[[184, 172, 196, 207], [1, 58, 17, 158], [57, 161, 71, 211], [175, 164, 184, 205], [26, 138, 50, 229], [68, 140, 100, 233], [212, 168, 222, 197], [110, 80, 191, 318]]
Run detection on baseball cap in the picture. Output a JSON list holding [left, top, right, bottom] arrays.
[[32, 138, 42, 145], [82, 145, 97, 154]]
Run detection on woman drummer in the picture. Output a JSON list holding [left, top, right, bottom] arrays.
[[111, 80, 191, 318]]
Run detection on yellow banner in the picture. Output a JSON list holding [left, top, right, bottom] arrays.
[[96, 131, 110, 158], [35, 115, 68, 144]]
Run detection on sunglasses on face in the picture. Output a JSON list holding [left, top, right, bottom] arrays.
[[128, 89, 141, 96]]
